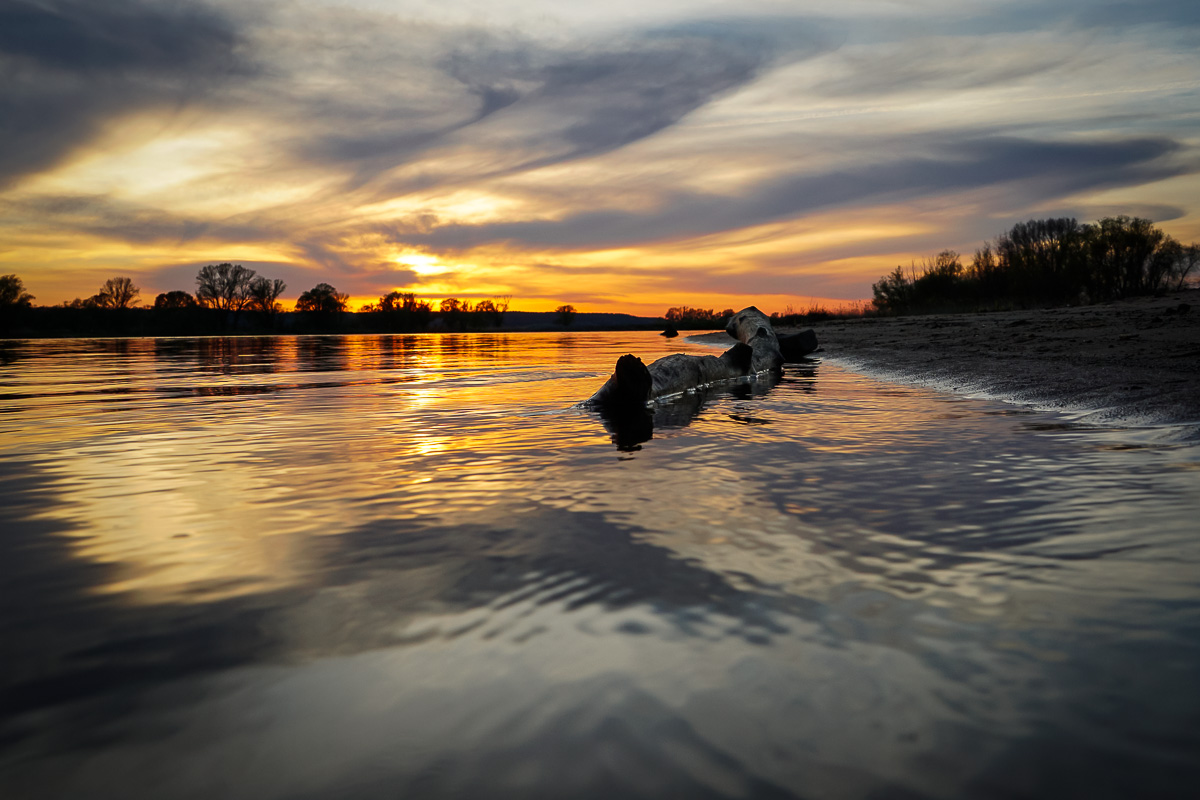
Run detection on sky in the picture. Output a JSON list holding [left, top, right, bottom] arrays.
[[2, 0, 1198, 314]]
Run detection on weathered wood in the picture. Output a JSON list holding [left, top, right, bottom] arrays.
[[585, 306, 785, 409], [725, 306, 785, 374], [598, 367, 785, 450]]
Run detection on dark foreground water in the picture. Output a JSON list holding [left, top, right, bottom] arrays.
[[1, 333, 1198, 799]]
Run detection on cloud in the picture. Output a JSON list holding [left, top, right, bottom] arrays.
[[1080, 0, 1200, 28], [6, 1, 1200, 307], [0, 0, 253, 187], [0, 194, 271, 245], [395, 136, 1188, 252], [280, 14, 837, 190], [0, 0, 243, 72], [940, 0, 1200, 36], [513, 18, 833, 158], [812, 36, 1086, 99]]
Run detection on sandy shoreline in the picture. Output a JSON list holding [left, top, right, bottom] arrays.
[[693, 289, 1200, 432]]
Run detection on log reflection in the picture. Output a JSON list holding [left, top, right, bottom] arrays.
[[597, 362, 817, 450]]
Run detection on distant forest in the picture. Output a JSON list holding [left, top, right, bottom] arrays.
[[0, 264, 553, 337], [0, 264, 739, 338], [870, 215, 1199, 315]]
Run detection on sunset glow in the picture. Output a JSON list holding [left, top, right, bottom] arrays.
[[2, 0, 1198, 313]]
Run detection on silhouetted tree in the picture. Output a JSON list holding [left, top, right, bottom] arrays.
[[296, 283, 347, 313], [555, 304, 577, 325], [473, 299, 508, 327], [377, 291, 403, 313], [1168, 243, 1200, 290], [154, 290, 199, 309], [993, 218, 1088, 302], [1086, 215, 1170, 300], [872, 215, 1196, 314], [379, 291, 431, 315], [94, 276, 140, 309], [0, 274, 34, 307], [910, 250, 963, 306], [196, 263, 257, 311], [371, 290, 432, 330], [437, 297, 470, 329], [664, 306, 729, 328], [872, 266, 915, 313], [248, 277, 287, 314]]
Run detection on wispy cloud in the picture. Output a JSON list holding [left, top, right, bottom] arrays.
[[0, 0, 253, 187], [396, 136, 1187, 250]]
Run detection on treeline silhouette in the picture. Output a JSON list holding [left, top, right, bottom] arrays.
[[873, 216, 1199, 315], [664, 306, 737, 329], [1, 265, 516, 337]]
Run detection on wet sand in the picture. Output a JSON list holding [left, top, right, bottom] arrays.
[[694, 289, 1200, 431]]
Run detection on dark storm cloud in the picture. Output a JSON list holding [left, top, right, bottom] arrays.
[[400, 136, 1188, 251], [0, 0, 251, 188]]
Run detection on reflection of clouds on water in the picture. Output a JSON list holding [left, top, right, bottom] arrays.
[[0, 461, 1028, 799], [2, 334, 1199, 798]]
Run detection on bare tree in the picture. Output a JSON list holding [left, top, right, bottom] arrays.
[[96, 277, 140, 309], [248, 277, 287, 313], [196, 263, 257, 311], [1169, 243, 1200, 290]]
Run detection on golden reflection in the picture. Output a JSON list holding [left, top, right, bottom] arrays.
[[47, 433, 313, 602], [8, 334, 1196, 620]]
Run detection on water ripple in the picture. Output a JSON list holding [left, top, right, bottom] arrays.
[[1, 333, 1198, 798]]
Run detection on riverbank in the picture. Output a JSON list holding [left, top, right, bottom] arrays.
[[811, 290, 1200, 430], [690, 290, 1200, 431]]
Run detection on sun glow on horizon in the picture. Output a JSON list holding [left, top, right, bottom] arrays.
[[2, 0, 1198, 316], [394, 252, 451, 276]]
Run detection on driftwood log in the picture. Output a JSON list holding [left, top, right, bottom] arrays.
[[585, 306, 793, 409]]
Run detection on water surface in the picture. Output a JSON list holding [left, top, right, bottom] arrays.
[[2, 333, 1198, 798]]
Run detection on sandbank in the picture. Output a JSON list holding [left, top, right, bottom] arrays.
[[695, 290, 1200, 433]]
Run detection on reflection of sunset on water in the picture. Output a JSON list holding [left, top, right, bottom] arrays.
[[4, 331, 1200, 797], [5, 333, 1196, 615]]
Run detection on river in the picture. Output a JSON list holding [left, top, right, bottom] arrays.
[[1, 332, 1198, 798]]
